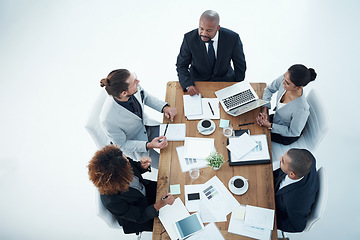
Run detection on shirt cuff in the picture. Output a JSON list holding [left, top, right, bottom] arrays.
[[161, 103, 169, 113]]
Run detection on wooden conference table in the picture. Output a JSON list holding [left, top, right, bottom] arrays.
[[153, 81, 277, 240]]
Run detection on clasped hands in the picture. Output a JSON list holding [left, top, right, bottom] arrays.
[[256, 108, 271, 128]]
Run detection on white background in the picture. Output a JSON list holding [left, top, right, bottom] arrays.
[[0, 0, 359, 239]]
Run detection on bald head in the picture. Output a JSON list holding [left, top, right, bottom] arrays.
[[198, 10, 220, 42], [200, 10, 220, 25]]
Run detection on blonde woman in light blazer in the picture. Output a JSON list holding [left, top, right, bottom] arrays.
[[256, 64, 317, 145], [99, 69, 177, 168]]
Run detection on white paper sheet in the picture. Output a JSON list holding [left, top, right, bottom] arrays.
[[159, 123, 186, 141], [184, 184, 203, 212], [184, 137, 215, 160], [176, 146, 209, 173], [186, 222, 225, 240], [159, 198, 190, 240], [226, 133, 258, 159], [186, 98, 220, 120], [183, 94, 202, 117], [229, 134, 270, 162], [228, 211, 272, 240], [244, 205, 275, 231]]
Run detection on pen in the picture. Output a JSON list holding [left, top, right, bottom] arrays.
[[238, 122, 254, 127], [208, 102, 214, 115], [162, 195, 168, 200], [163, 122, 169, 136], [159, 122, 169, 143]]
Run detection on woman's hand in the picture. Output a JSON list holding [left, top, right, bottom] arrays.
[[256, 112, 272, 128], [140, 156, 151, 170], [154, 193, 175, 211]]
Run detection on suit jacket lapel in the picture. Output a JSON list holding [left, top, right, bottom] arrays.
[[276, 174, 308, 195]]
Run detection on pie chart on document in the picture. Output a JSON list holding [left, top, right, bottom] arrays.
[[197, 118, 215, 135]]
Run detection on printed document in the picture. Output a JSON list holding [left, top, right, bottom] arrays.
[[184, 137, 215, 160], [200, 176, 240, 220], [229, 134, 270, 162], [226, 133, 258, 159], [176, 146, 208, 172]]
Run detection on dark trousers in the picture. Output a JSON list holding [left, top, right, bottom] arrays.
[[269, 114, 301, 145]]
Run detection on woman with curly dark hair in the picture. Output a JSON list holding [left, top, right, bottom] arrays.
[[88, 145, 174, 234]]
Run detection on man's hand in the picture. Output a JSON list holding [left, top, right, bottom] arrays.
[[187, 86, 200, 96], [163, 106, 177, 121], [147, 136, 168, 150]]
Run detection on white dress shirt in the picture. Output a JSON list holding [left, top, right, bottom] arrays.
[[279, 175, 304, 190]]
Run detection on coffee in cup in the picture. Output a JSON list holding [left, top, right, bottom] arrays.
[[234, 178, 244, 189], [201, 120, 211, 128]]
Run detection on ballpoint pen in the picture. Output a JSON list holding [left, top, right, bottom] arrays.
[[162, 195, 169, 200], [159, 122, 169, 143], [208, 102, 214, 115], [238, 122, 254, 127]]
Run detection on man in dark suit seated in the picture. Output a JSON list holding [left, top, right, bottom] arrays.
[[176, 10, 247, 96], [274, 148, 319, 232]]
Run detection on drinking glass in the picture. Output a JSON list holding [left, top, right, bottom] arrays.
[[189, 168, 200, 180]]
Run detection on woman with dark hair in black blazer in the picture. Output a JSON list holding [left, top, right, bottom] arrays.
[[88, 145, 174, 234]]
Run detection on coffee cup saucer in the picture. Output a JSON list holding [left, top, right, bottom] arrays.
[[197, 119, 216, 135], [229, 176, 249, 195]]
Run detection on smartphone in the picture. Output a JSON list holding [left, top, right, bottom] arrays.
[[188, 193, 200, 201]]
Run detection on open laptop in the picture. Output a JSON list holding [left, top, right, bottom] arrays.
[[215, 81, 268, 117]]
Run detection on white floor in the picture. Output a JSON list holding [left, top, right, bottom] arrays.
[[1, 1, 360, 239]]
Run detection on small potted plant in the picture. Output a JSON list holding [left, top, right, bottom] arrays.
[[206, 152, 225, 170]]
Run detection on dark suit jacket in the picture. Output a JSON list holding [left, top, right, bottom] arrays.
[[101, 158, 158, 234], [274, 159, 319, 232], [176, 27, 246, 91]]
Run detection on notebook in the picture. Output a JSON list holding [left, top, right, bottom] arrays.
[[215, 81, 268, 116]]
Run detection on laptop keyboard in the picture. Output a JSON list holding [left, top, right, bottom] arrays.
[[222, 89, 255, 109]]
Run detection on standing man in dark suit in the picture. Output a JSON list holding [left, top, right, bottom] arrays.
[[274, 148, 319, 232], [176, 10, 247, 96]]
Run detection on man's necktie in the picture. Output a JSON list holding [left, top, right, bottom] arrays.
[[207, 40, 216, 71]]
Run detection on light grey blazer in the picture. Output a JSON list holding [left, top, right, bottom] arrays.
[[263, 75, 310, 137], [100, 85, 167, 160]]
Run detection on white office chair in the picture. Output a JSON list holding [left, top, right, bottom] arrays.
[[95, 190, 123, 229], [85, 90, 110, 149], [304, 167, 328, 231], [86, 91, 152, 239], [271, 89, 329, 170]]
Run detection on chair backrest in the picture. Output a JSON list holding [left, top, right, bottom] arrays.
[[304, 167, 328, 231], [86, 91, 122, 229], [302, 89, 329, 151], [85, 90, 110, 149], [95, 190, 122, 229], [271, 89, 328, 170]]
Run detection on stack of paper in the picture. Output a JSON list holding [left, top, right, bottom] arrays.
[[186, 222, 225, 240], [226, 133, 258, 159], [184, 137, 215, 160], [159, 198, 190, 240], [187, 98, 220, 120], [229, 134, 270, 164], [199, 176, 240, 222], [228, 205, 275, 240], [183, 94, 202, 117]]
